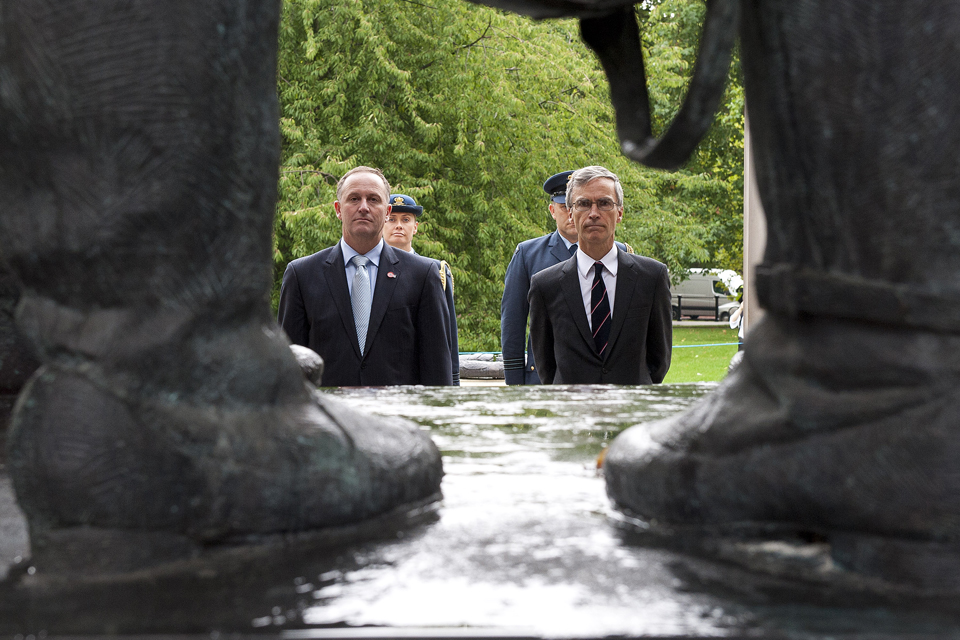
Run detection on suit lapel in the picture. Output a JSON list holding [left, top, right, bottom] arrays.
[[605, 253, 638, 359], [560, 260, 596, 356], [549, 231, 571, 264], [323, 245, 362, 359], [364, 244, 400, 357]]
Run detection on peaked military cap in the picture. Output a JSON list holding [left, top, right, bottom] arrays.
[[389, 194, 423, 217], [542, 171, 574, 204]]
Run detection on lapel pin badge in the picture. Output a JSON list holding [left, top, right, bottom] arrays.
[[387, 271, 397, 279]]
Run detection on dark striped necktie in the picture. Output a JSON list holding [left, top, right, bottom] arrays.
[[591, 261, 611, 356]]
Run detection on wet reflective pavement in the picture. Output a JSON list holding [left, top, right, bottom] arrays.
[[2, 384, 959, 637], [303, 384, 717, 637]]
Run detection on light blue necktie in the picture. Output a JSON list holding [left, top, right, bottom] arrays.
[[351, 255, 371, 355]]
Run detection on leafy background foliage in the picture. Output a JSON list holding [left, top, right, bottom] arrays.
[[274, 0, 744, 350]]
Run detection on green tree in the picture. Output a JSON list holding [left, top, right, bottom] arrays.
[[274, 0, 743, 350], [639, 0, 745, 272]]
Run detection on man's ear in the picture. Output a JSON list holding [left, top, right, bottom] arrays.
[[334, 201, 342, 220]]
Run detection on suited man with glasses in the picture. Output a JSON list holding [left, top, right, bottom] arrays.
[[528, 166, 672, 385], [501, 171, 635, 384]]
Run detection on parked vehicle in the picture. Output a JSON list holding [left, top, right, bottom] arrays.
[[670, 269, 740, 320], [717, 300, 740, 322]]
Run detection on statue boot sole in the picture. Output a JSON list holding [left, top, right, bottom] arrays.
[[7, 366, 443, 576], [604, 315, 960, 596]]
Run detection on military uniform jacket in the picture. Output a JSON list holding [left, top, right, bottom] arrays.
[[278, 243, 453, 386], [414, 252, 460, 385], [500, 231, 575, 384], [528, 250, 672, 385]]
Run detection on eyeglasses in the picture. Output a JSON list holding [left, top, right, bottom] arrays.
[[571, 197, 618, 213]]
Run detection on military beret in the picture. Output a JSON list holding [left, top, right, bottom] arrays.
[[542, 171, 574, 203], [389, 194, 423, 216]]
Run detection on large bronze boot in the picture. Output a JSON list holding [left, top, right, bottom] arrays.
[[606, 1, 960, 593], [0, 1, 441, 574], [606, 316, 960, 591]]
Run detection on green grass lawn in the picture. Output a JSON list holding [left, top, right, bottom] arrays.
[[663, 324, 740, 384]]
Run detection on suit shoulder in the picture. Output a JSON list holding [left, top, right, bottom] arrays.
[[530, 260, 566, 286], [394, 250, 446, 292], [394, 247, 436, 271], [288, 246, 334, 270], [622, 252, 665, 269]]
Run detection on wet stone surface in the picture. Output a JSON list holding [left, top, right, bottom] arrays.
[[2, 383, 959, 637], [307, 384, 718, 636]]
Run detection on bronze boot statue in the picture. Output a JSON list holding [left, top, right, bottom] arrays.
[[0, 0, 441, 574], [604, 1, 960, 592]]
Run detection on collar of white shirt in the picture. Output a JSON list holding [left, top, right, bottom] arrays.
[[576, 244, 618, 280]]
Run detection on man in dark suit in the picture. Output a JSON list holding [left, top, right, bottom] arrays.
[[529, 166, 672, 385], [501, 171, 637, 384], [383, 193, 460, 385], [278, 167, 453, 386]]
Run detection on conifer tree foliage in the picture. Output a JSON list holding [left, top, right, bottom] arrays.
[[274, 0, 743, 350]]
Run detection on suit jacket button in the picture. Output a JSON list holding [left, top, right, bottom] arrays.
[[360, 362, 366, 370], [602, 367, 608, 374]]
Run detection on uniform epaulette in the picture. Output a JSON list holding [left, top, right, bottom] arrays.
[[439, 260, 452, 293], [624, 242, 635, 254]]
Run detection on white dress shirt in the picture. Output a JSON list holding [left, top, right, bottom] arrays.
[[341, 238, 384, 298], [576, 245, 619, 331]]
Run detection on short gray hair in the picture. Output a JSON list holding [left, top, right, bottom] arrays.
[[566, 165, 624, 207], [336, 166, 391, 202]]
